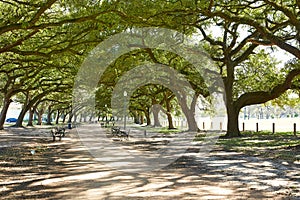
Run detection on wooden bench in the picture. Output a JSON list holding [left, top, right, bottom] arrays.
[[110, 126, 129, 140], [51, 127, 66, 141]]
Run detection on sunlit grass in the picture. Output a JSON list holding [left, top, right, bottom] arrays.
[[212, 131, 300, 162]]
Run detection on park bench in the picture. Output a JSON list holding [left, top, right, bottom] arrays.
[[110, 126, 129, 140], [51, 127, 66, 141]]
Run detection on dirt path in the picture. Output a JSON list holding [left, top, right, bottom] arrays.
[[0, 125, 299, 199]]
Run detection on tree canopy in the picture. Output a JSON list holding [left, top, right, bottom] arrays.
[[0, 0, 299, 137]]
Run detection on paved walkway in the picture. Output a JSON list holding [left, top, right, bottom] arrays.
[[0, 124, 299, 199]]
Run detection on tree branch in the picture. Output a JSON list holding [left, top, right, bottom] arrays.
[[204, 11, 300, 58], [236, 69, 300, 110], [0, 30, 39, 53]]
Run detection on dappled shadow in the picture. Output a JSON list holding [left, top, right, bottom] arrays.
[[0, 125, 299, 199]]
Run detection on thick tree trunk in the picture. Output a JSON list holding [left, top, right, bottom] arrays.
[[145, 111, 151, 126], [181, 106, 198, 131], [36, 109, 44, 125], [152, 104, 162, 127], [46, 106, 53, 125], [133, 111, 140, 124], [15, 107, 27, 127], [178, 94, 199, 132], [140, 114, 144, 124], [221, 60, 242, 137], [27, 108, 34, 126], [223, 62, 242, 137], [224, 105, 241, 137], [166, 112, 175, 129], [0, 98, 12, 130], [185, 110, 198, 132]]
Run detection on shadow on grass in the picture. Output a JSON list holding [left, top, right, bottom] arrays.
[[212, 131, 300, 163]]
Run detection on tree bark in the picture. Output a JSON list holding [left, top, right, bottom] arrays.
[[164, 95, 175, 129], [166, 112, 175, 129], [68, 111, 74, 123], [27, 108, 34, 126], [145, 110, 151, 126], [223, 62, 242, 137], [36, 108, 44, 125], [225, 104, 241, 137], [178, 93, 199, 132], [55, 110, 60, 124], [140, 114, 144, 124], [0, 98, 13, 130], [133, 111, 140, 124], [152, 104, 162, 127], [15, 106, 28, 127], [46, 106, 53, 125]]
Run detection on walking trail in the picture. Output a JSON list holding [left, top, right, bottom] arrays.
[[0, 124, 299, 199]]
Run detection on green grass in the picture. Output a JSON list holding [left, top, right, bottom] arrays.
[[213, 131, 300, 162]]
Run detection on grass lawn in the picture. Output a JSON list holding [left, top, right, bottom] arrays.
[[214, 131, 300, 163]]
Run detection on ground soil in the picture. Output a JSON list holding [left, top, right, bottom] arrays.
[[0, 125, 299, 200]]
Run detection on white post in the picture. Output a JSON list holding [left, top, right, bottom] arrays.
[[123, 91, 127, 130]]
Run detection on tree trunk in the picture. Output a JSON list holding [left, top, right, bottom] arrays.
[[68, 111, 74, 123], [145, 111, 151, 126], [140, 114, 144, 124], [178, 94, 199, 132], [55, 110, 60, 124], [62, 113, 67, 123], [166, 112, 175, 129], [0, 98, 12, 130], [165, 96, 175, 129], [46, 106, 53, 125], [15, 107, 28, 127], [133, 111, 140, 124], [185, 109, 198, 131], [224, 105, 241, 137], [152, 104, 162, 127], [223, 62, 241, 138], [36, 109, 44, 125], [27, 108, 34, 126]]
